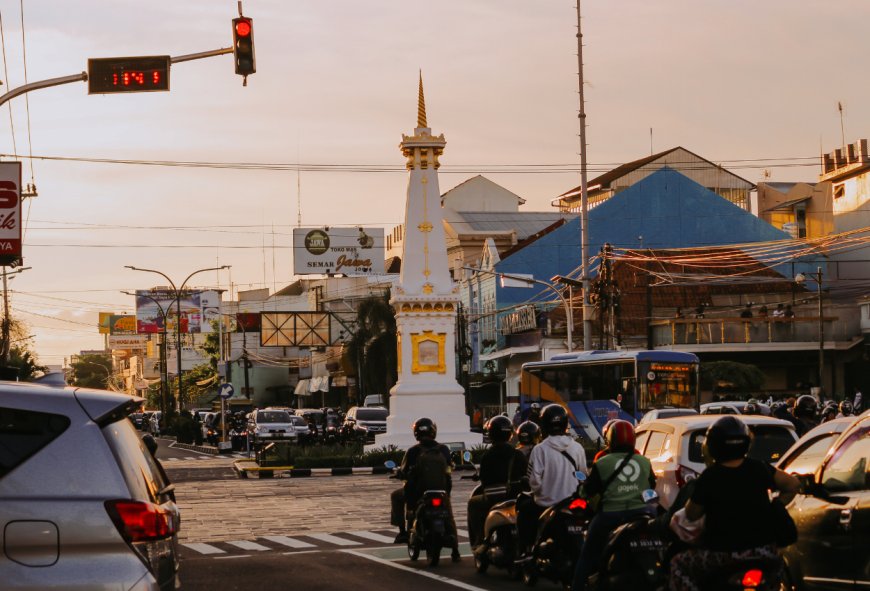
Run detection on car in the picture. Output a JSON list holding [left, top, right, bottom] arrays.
[[638, 407, 699, 424], [247, 408, 298, 445], [0, 382, 179, 590], [777, 411, 869, 590], [342, 406, 388, 441], [700, 400, 772, 416], [363, 394, 387, 407], [129, 411, 147, 430], [776, 416, 855, 475], [636, 415, 798, 508]]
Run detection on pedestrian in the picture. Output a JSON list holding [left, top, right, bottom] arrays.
[[512, 406, 523, 428], [758, 304, 768, 318], [784, 304, 795, 318], [740, 304, 753, 319], [772, 304, 785, 318], [853, 386, 863, 413], [471, 405, 483, 431]]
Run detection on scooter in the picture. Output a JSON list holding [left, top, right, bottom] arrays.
[[385, 460, 456, 567], [521, 471, 591, 588], [700, 558, 783, 591], [474, 496, 522, 578]]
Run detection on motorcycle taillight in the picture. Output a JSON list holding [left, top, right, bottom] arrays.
[[742, 569, 763, 588], [568, 498, 587, 511], [429, 497, 443, 508]]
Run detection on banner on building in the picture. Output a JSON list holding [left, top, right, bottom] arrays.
[[500, 305, 538, 334], [0, 161, 22, 266], [293, 227, 384, 276], [135, 290, 221, 334], [108, 335, 148, 350]]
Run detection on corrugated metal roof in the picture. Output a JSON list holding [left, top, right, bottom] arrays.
[[449, 211, 576, 239]]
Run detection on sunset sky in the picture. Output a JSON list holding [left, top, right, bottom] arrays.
[[2, 0, 868, 364]]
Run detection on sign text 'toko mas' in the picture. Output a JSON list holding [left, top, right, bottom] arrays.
[[292, 227, 385, 276]]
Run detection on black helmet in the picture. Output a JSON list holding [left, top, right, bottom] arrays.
[[540, 404, 569, 436], [704, 416, 752, 462], [839, 400, 853, 416], [516, 420, 541, 445], [412, 417, 437, 441], [821, 405, 837, 421], [794, 395, 818, 419], [486, 415, 514, 444], [529, 402, 541, 416], [743, 398, 760, 415]]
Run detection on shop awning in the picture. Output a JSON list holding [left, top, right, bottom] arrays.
[[479, 345, 541, 362]]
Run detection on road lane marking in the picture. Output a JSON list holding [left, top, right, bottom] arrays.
[[182, 543, 226, 555], [347, 531, 396, 544], [455, 529, 469, 538], [226, 540, 271, 552], [214, 555, 250, 559], [306, 533, 362, 546], [261, 535, 315, 549], [343, 549, 488, 591]]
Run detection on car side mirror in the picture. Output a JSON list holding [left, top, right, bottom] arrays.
[[462, 450, 472, 463]]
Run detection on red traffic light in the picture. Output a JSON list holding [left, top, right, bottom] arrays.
[[235, 19, 251, 37]]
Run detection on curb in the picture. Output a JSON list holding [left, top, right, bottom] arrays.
[[232, 461, 395, 479]]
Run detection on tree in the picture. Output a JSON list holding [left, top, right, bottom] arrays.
[[70, 354, 113, 389], [7, 345, 49, 381], [343, 295, 397, 399], [700, 360, 765, 397]]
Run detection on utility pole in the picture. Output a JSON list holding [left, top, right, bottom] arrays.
[[576, 1, 592, 351]]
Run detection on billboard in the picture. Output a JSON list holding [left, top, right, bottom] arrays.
[[135, 290, 221, 334], [293, 227, 384, 276], [109, 315, 137, 335], [108, 335, 147, 350], [0, 161, 22, 266], [98, 312, 114, 335]]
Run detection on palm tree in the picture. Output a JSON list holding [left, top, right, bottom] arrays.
[[344, 295, 397, 399]]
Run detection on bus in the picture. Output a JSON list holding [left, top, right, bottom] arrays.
[[520, 350, 700, 446]]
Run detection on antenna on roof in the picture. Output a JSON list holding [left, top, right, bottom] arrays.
[[838, 101, 846, 149], [650, 127, 653, 156]]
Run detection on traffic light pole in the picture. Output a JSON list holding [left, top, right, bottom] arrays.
[[0, 47, 233, 109]]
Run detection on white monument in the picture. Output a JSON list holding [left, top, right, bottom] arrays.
[[372, 75, 482, 450]]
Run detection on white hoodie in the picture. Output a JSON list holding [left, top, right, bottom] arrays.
[[528, 435, 588, 507]]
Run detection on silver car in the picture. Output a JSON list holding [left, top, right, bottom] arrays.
[[247, 408, 298, 444], [0, 382, 179, 590]]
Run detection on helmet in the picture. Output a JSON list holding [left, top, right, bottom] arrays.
[[821, 405, 837, 422], [600, 419, 616, 444], [794, 395, 819, 420], [540, 404, 569, 436], [516, 421, 541, 446], [743, 398, 760, 415], [412, 417, 437, 441], [704, 416, 752, 463], [605, 419, 636, 452], [529, 402, 541, 416], [839, 400, 853, 416], [485, 415, 514, 443]]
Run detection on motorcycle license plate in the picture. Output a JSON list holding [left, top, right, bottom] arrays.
[[567, 523, 585, 534]]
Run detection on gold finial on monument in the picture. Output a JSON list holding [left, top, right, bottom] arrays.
[[417, 70, 427, 128]]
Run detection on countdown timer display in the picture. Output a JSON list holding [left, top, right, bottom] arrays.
[[88, 56, 171, 94]]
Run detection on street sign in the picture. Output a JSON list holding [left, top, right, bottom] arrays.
[[219, 382, 235, 399], [88, 56, 171, 94]]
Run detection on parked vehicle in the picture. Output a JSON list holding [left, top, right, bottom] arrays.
[[247, 408, 298, 446], [636, 415, 798, 508], [777, 411, 869, 590], [342, 406, 388, 442], [0, 383, 180, 590], [363, 394, 386, 407]]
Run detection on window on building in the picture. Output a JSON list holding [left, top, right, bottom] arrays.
[[834, 184, 845, 199]]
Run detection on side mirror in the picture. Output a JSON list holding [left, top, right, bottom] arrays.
[[384, 460, 397, 469], [463, 450, 472, 463]]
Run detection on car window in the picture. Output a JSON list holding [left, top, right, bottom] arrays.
[[0, 406, 70, 479], [821, 427, 869, 493], [687, 430, 707, 463], [659, 434, 675, 460], [356, 409, 388, 421], [747, 425, 795, 463], [289, 416, 308, 426], [635, 431, 651, 453], [102, 418, 170, 503], [644, 431, 667, 459], [779, 433, 839, 475], [259, 411, 291, 423]]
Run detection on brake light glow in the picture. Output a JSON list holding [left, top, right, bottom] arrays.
[[105, 500, 176, 542], [741, 569, 763, 587], [429, 497, 443, 507], [569, 498, 588, 510]]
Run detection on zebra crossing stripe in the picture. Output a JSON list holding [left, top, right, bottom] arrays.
[[455, 529, 469, 538], [261, 535, 315, 549], [183, 543, 225, 555], [306, 533, 362, 546], [347, 530, 395, 544], [226, 540, 271, 552]]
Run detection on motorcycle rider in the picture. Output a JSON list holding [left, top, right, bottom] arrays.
[[792, 394, 819, 436], [669, 416, 800, 591], [571, 420, 655, 591], [820, 401, 838, 423], [390, 417, 461, 562], [526, 402, 543, 426], [837, 399, 854, 418], [516, 404, 587, 558], [515, 420, 541, 462], [467, 416, 528, 549], [743, 398, 761, 415]]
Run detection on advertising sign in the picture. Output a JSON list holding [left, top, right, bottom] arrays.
[[293, 227, 384, 276], [108, 335, 147, 349], [98, 312, 114, 335], [135, 290, 221, 334], [109, 315, 137, 335], [0, 161, 22, 266]]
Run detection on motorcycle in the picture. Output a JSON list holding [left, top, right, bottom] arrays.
[[699, 558, 783, 591], [386, 460, 456, 567], [521, 471, 591, 588]]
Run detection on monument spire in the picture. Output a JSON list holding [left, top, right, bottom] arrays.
[[417, 71, 427, 128]]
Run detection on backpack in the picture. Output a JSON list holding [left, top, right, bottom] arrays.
[[411, 446, 450, 494]]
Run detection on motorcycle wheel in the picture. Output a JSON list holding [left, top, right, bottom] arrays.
[[407, 541, 419, 561], [427, 545, 441, 567], [474, 551, 488, 574]]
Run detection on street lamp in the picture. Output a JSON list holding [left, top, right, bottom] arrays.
[[125, 265, 230, 412], [795, 267, 824, 394], [123, 290, 171, 419], [462, 266, 573, 353]]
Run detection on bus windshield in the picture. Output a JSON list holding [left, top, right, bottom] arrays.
[[637, 361, 697, 410]]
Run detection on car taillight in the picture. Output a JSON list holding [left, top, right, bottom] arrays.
[[741, 569, 763, 587], [429, 497, 443, 507], [105, 500, 176, 542], [569, 498, 588, 511], [676, 465, 699, 488]]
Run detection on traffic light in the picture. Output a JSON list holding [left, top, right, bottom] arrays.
[[232, 17, 256, 79]]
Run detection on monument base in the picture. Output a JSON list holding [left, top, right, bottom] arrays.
[[367, 389, 482, 451]]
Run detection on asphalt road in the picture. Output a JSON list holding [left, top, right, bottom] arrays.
[[156, 439, 564, 591]]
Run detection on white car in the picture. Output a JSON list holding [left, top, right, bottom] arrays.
[[700, 400, 771, 416], [638, 407, 698, 424], [247, 408, 298, 444], [636, 415, 798, 508]]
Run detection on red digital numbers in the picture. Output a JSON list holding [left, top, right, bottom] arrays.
[[88, 56, 170, 94], [112, 71, 161, 87]]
